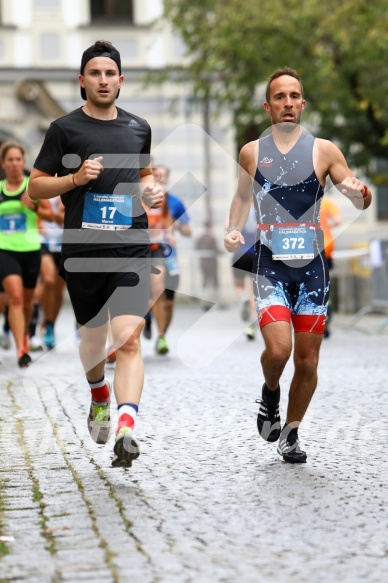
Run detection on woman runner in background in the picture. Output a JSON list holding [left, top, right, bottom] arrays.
[[0, 141, 53, 366]]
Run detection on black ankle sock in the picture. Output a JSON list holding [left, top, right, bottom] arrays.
[[282, 423, 298, 437], [29, 304, 40, 337], [262, 383, 280, 404], [3, 307, 10, 334]]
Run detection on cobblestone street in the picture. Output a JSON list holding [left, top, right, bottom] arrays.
[[1, 304, 388, 583]]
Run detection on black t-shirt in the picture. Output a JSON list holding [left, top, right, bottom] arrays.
[[33, 107, 151, 256]]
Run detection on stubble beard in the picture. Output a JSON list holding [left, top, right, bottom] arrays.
[[88, 91, 117, 110], [274, 118, 301, 134]]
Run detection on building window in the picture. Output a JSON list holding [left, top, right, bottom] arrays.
[[91, 0, 134, 22], [40, 33, 60, 61], [34, 0, 60, 9]]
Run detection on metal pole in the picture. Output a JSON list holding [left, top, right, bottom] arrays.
[[203, 93, 213, 225]]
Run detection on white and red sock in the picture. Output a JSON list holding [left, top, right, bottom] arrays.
[[117, 403, 138, 434], [87, 376, 110, 404]]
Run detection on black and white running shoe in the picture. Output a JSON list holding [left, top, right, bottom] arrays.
[[277, 425, 307, 463], [256, 384, 281, 442]]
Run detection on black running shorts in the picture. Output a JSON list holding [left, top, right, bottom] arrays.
[[232, 249, 255, 278], [61, 247, 151, 327], [0, 249, 41, 289], [40, 243, 61, 270]]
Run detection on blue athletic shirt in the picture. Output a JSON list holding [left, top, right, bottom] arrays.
[[167, 193, 190, 225]]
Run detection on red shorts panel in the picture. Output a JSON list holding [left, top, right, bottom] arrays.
[[259, 306, 325, 334], [259, 305, 291, 328], [292, 314, 326, 334]]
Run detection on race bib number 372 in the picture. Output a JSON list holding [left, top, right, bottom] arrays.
[[82, 193, 133, 230], [272, 226, 315, 260]]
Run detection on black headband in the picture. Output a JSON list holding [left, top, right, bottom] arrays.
[[79, 44, 121, 101]]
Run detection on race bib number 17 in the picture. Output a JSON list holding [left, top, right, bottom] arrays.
[[82, 193, 133, 230]]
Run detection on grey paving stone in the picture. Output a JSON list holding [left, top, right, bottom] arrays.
[[1, 306, 388, 582]]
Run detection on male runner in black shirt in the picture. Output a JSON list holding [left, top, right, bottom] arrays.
[[29, 40, 163, 468]]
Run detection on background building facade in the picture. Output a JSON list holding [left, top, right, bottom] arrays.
[[0, 0, 383, 308]]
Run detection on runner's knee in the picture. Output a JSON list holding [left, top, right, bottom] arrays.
[[8, 293, 23, 308], [294, 353, 319, 376], [262, 345, 291, 368], [115, 332, 141, 356]]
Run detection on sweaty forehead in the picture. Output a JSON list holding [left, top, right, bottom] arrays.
[[83, 56, 120, 73]]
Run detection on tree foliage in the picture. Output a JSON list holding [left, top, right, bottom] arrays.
[[163, 0, 388, 174]]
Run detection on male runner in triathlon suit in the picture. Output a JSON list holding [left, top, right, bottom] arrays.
[[224, 67, 371, 463], [28, 41, 163, 468]]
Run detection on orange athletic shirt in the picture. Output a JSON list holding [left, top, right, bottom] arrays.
[[320, 198, 340, 259]]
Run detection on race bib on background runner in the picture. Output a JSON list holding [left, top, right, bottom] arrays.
[[82, 193, 133, 230], [0, 213, 27, 233], [272, 226, 315, 260]]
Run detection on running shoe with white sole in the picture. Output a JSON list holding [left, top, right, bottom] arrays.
[[87, 378, 112, 445], [1, 332, 11, 350], [256, 384, 281, 442], [277, 425, 307, 463], [112, 427, 140, 468], [29, 335, 44, 352]]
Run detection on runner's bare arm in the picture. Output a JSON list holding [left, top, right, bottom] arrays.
[[176, 224, 191, 237], [224, 143, 256, 252], [28, 169, 76, 200], [20, 191, 54, 221], [140, 165, 164, 209], [54, 198, 65, 225], [36, 199, 56, 221], [28, 157, 105, 200], [320, 140, 371, 210]]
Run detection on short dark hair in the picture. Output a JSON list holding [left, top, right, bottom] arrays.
[[265, 67, 304, 102]]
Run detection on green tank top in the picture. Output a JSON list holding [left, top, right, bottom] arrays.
[[0, 177, 41, 252]]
